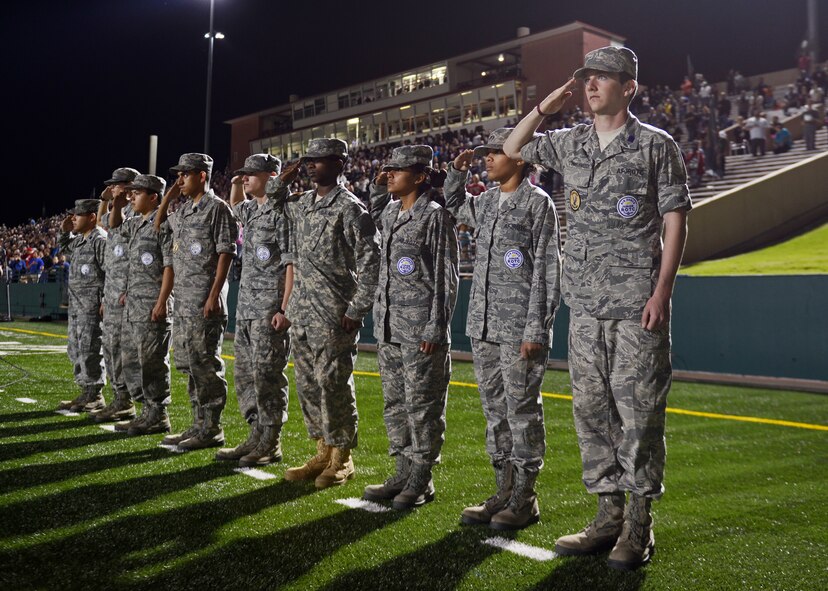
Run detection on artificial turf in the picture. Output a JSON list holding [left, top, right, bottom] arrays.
[[0, 321, 825, 590]]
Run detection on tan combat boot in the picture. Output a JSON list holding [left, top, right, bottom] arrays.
[[363, 455, 411, 502], [314, 447, 355, 489], [216, 421, 262, 461], [607, 494, 655, 571], [284, 438, 331, 481], [461, 461, 513, 525], [392, 461, 435, 510], [115, 402, 148, 432], [162, 403, 202, 446], [178, 407, 225, 450], [57, 390, 87, 411], [128, 404, 171, 436], [555, 493, 625, 556], [489, 469, 540, 530], [239, 425, 283, 467], [92, 390, 136, 423], [79, 387, 106, 412]]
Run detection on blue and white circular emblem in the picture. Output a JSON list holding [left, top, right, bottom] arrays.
[[397, 257, 415, 275], [189, 241, 203, 256], [617, 196, 639, 218], [113, 244, 125, 257], [141, 252, 154, 266], [256, 245, 271, 261], [80, 264, 91, 275], [504, 249, 524, 269]]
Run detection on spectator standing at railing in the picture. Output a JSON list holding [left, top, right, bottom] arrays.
[[745, 112, 770, 156], [803, 102, 819, 150]]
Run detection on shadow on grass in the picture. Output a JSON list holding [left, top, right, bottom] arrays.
[[528, 554, 646, 591], [0, 447, 170, 494], [0, 481, 381, 591], [0, 432, 124, 463], [0, 461, 238, 538], [0, 418, 94, 440], [319, 527, 498, 591], [0, 410, 59, 422]]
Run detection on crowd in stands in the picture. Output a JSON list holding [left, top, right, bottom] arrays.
[[0, 214, 69, 283]]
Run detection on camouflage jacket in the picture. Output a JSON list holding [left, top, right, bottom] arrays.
[[233, 197, 291, 320], [521, 114, 692, 319], [58, 226, 107, 316], [369, 187, 459, 345], [168, 190, 238, 318], [122, 211, 174, 322], [443, 167, 561, 345], [268, 179, 380, 329], [100, 206, 134, 306]]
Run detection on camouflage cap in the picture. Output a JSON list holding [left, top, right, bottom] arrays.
[[70, 199, 101, 215], [103, 167, 140, 186], [234, 153, 282, 176], [126, 174, 166, 196], [169, 153, 213, 175], [301, 138, 349, 161], [573, 46, 638, 81], [473, 128, 542, 158], [382, 145, 434, 171]]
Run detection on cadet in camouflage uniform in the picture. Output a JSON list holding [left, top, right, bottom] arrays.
[[504, 46, 692, 570], [91, 167, 140, 423], [157, 153, 239, 450], [109, 174, 175, 436], [443, 128, 561, 530], [266, 138, 380, 489], [216, 154, 293, 466], [56, 199, 108, 412], [361, 145, 459, 510]]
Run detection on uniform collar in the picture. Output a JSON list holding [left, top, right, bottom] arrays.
[[583, 113, 641, 161], [307, 184, 345, 211], [393, 193, 430, 229]]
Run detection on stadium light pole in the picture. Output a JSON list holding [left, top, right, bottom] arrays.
[[203, 0, 225, 154]]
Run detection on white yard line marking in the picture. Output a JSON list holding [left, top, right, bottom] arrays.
[[482, 537, 557, 562], [335, 497, 391, 513], [234, 467, 278, 480], [158, 443, 186, 453], [98, 424, 116, 432], [55, 409, 80, 417], [15, 397, 36, 404]]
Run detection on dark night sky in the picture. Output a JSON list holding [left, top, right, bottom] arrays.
[[2, 0, 825, 225]]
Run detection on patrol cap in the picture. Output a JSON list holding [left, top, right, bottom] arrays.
[[573, 46, 638, 81], [382, 145, 434, 171], [126, 174, 166, 196], [473, 128, 543, 158], [301, 138, 349, 161], [169, 153, 213, 175], [70, 199, 101, 215], [103, 167, 139, 186], [234, 153, 282, 176]]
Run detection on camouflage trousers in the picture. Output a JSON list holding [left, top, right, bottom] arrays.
[[377, 341, 450, 466], [172, 315, 228, 412], [291, 324, 359, 449], [234, 318, 290, 427], [123, 319, 172, 406], [568, 314, 671, 499], [102, 301, 130, 398], [471, 339, 546, 472], [67, 313, 105, 388]]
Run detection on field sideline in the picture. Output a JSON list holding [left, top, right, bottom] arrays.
[[0, 321, 825, 590]]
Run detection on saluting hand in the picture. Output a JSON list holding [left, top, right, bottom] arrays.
[[61, 215, 74, 233], [162, 182, 181, 203], [374, 171, 388, 186], [453, 149, 474, 172], [231, 175, 244, 186], [538, 78, 577, 116], [280, 161, 302, 185], [100, 186, 113, 202]]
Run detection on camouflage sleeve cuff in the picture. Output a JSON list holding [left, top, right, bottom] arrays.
[[344, 305, 364, 322], [657, 185, 693, 216], [281, 253, 294, 265], [215, 243, 237, 255]]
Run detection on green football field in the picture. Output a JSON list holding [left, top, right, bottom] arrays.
[[0, 322, 825, 591]]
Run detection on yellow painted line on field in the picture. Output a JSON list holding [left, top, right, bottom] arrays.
[[9, 328, 827, 432]]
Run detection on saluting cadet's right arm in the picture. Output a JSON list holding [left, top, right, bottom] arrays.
[[229, 175, 246, 207], [367, 172, 392, 229], [443, 150, 477, 228], [58, 215, 74, 255], [503, 78, 577, 160], [154, 182, 181, 232]]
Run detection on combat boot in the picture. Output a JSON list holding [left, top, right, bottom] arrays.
[[128, 404, 171, 436], [239, 425, 283, 467], [57, 390, 87, 411], [79, 387, 106, 412], [115, 402, 148, 432], [178, 407, 225, 450], [607, 494, 655, 571], [555, 493, 625, 556], [162, 403, 203, 446], [215, 421, 261, 461], [461, 460, 513, 525], [363, 455, 411, 502], [392, 461, 435, 510], [285, 438, 332, 481], [92, 390, 135, 423], [489, 468, 540, 530], [315, 447, 355, 489]]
